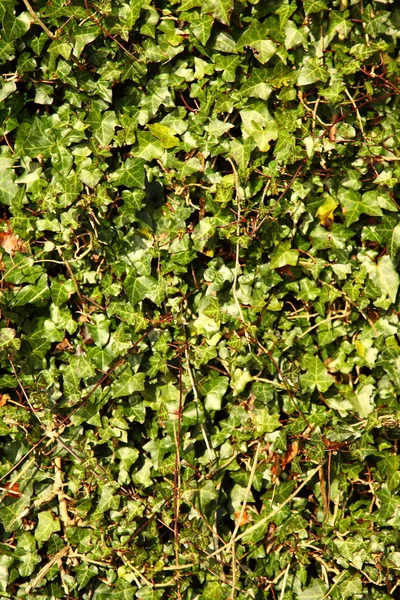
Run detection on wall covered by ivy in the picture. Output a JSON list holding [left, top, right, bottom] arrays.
[[1, 0, 400, 598]]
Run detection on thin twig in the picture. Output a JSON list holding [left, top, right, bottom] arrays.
[[319, 464, 329, 522], [84, 0, 138, 61], [226, 157, 252, 352], [344, 88, 365, 139], [251, 162, 305, 237], [0, 457, 36, 503], [26, 546, 71, 593], [252, 339, 312, 429], [322, 570, 346, 599], [184, 345, 214, 466], [208, 461, 325, 559], [57, 247, 85, 305], [279, 563, 291, 600], [54, 457, 73, 527], [22, 0, 55, 39], [230, 443, 260, 600], [118, 553, 154, 588]]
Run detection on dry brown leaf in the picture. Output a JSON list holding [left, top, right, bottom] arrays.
[[0, 393, 10, 407], [4, 482, 22, 497], [281, 440, 299, 470], [0, 221, 28, 256], [54, 338, 73, 353], [271, 454, 281, 479], [234, 509, 252, 527], [78, 314, 90, 323]]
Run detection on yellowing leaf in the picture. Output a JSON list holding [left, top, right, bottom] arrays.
[[316, 198, 338, 226], [148, 123, 179, 149]]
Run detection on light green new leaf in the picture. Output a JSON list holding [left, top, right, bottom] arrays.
[[0, 79, 16, 102], [284, 21, 307, 49], [239, 70, 272, 100], [35, 510, 60, 541], [148, 123, 179, 149], [231, 368, 253, 396], [203, 297, 221, 321], [276, 2, 297, 28], [251, 40, 276, 64], [132, 457, 153, 487], [237, 20, 268, 48], [333, 534, 366, 570], [124, 0, 148, 29], [389, 224, 400, 261], [0, 328, 17, 350], [202, 374, 229, 411], [18, 552, 41, 577], [205, 119, 234, 138], [96, 484, 120, 513], [352, 383, 375, 418], [142, 439, 173, 470], [270, 241, 298, 269], [125, 272, 155, 306], [300, 355, 333, 393], [338, 574, 363, 599], [198, 480, 219, 512], [376, 255, 399, 304], [48, 38, 73, 60], [253, 409, 281, 435], [0, 167, 18, 205]]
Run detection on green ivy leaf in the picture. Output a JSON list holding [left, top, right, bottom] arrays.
[[35, 511, 60, 541], [203, 0, 233, 25], [270, 241, 298, 269], [112, 372, 146, 398], [300, 355, 334, 393], [297, 58, 329, 86], [201, 373, 229, 411], [304, 0, 329, 15], [339, 188, 383, 226], [298, 579, 328, 600], [191, 15, 214, 45]]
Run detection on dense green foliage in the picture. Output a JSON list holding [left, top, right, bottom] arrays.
[[1, 0, 400, 597]]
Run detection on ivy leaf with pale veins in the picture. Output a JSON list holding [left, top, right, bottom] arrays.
[[270, 241, 298, 269], [203, 0, 233, 25], [297, 57, 329, 86], [2, 0, 400, 596], [300, 355, 334, 393]]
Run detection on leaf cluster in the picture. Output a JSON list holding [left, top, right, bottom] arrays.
[[1, 0, 400, 598]]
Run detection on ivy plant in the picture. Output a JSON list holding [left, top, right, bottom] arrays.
[[1, 0, 400, 598]]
